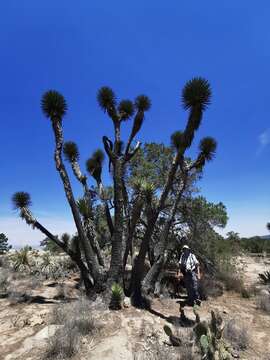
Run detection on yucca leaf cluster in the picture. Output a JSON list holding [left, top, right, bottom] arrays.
[[63, 142, 80, 162], [86, 149, 105, 184], [109, 283, 123, 310], [41, 90, 67, 120], [12, 192, 32, 210]]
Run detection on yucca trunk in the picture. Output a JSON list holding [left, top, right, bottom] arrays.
[[109, 158, 124, 282], [129, 154, 181, 301], [84, 218, 104, 267], [51, 119, 102, 286], [142, 176, 187, 295], [123, 195, 144, 271]]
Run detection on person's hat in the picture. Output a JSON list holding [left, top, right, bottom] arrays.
[[182, 244, 190, 250]]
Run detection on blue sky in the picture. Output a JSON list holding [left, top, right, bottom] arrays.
[[0, 1, 269, 247]]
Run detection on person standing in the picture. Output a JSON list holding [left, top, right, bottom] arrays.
[[179, 245, 201, 306]]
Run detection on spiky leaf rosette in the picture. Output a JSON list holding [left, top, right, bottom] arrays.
[[171, 131, 185, 150], [182, 77, 211, 111], [12, 192, 32, 210], [118, 99, 134, 120], [97, 86, 116, 114], [41, 90, 67, 120], [63, 141, 80, 162], [92, 149, 105, 164], [61, 233, 71, 244], [86, 149, 105, 183], [135, 95, 151, 112], [199, 137, 217, 161], [77, 198, 92, 219], [141, 181, 155, 200], [110, 283, 123, 310]]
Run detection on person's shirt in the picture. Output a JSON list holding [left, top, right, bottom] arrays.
[[179, 252, 199, 272]]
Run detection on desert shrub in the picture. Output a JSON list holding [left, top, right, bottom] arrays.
[[217, 262, 244, 293], [0, 255, 10, 268], [256, 294, 270, 313], [57, 256, 77, 274], [50, 297, 97, 333], [109, 283, 123, 310], [41, 255, 77, 280], [45, 323, 80, 359], [46, 298, 98, 358], [10, 246, 32, 272], [258, 270, 270, 285], [53, 283, 68, 300], [8, 288, 31, 304], [0, 269, 9, 295], [198, 275, 223, 300], [240, 287, 251, 299], [72, 299, 97, 335], [223, 319, 249, 350]]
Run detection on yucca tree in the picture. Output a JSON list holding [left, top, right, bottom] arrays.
[[130, 78, 213, 304], [63, 141, 106, 268], [142, 138, 217, 295], [97, 87, 151, 283], [41, 91, 102, 287], [13, 79, 216, 304], [12, 191, 93, 292]]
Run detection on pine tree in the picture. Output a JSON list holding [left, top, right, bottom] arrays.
[[0, 233, 12, 254]]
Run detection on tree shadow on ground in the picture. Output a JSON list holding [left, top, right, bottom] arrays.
[[148, 306, 195, 328]]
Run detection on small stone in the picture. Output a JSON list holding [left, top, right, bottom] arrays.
[[123, 297, 131, 308]]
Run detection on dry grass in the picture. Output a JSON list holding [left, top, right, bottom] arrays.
[[45, 323, 80, 359], [198, 276, 223, 299], [218, 269, 245, 294], [53, 283, 69, 300], [256, 294, 270, 313], [0, 269, 9, 292], [223, 319, 249, 350], [45, 297, 99, 358]]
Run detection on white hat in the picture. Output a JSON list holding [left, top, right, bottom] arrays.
[[182, 244, 190, 250]]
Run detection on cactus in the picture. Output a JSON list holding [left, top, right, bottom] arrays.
[[193, 308, 232, 360], [163, 325, 182, 347], [109, 283, 123, 310], [200, 334, 209, 354], [164, 307, 232, 358]]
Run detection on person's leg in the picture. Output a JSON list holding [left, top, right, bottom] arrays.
[[184, 273, 194, 305], [191, 271, 200, 304]]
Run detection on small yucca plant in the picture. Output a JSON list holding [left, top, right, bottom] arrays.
[[109, 283, 123, 310], [11, 246, 32, 272]]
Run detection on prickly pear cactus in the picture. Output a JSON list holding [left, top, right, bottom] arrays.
[[163, 325, 182, 347], [193, 309, 232, 360], [200, 334, 209, 354]]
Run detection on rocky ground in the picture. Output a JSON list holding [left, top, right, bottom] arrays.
[[0, 255, 270, 360]]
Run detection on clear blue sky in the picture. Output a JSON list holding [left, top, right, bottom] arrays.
[[0, 1, 269, 247]]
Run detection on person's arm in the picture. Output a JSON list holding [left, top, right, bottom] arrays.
[[193, 255, 201, 279]]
